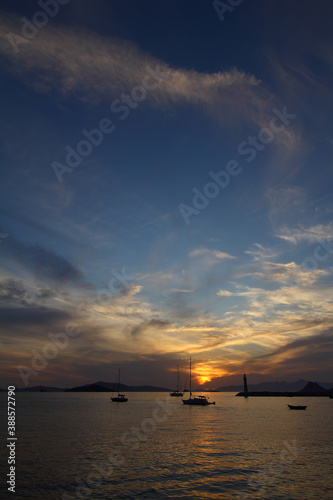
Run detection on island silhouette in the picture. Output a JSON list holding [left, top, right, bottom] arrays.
[[236, 377, 333, 397]]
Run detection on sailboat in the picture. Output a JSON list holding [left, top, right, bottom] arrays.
[[183, 374, 189, 392], [170, 364, 183, 397], [182, 358, 215, 405], [111, 369, 128, 402]]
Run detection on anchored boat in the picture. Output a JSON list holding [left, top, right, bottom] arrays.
[[111, 369, 128, 402], [182, 358, 215, 406], [288, 404, 307, 410], [170, 364, 183, 397]]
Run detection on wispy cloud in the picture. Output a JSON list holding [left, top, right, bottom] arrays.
[[266, 186, 307, 227], [243, 328, 333, 379], [1, 235, 92, 287], [190, 248, 235, 261], [275, 223, 333, 244], [217, 289, 233, 297], [128, 318, 171, 338], [252, 261, 328, 286], [0, 15, 300, 141], [245, 243, 279, 261], [0, 278, 56, 306]]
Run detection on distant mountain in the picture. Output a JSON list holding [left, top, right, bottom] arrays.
[[65, 381, 172, 392], [236, 381, 333, 397], [298, 381, 328, 394], [6, 379, 333, 393], [216, 379, 333, 392], [65, 383, 108, 392], [96, 380, 172, 392], [16, 385, 63, 392], [4, 381, 172, 392]]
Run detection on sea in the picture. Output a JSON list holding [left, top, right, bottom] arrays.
[[1, 391, 332, 499]]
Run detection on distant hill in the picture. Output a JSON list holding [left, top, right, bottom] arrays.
[[4, 381, 172, 392], [15, 385, 63, 392], [236, 381, 333, 397], [216, 379, 333, 392], [298, 381, 329, 394], [4, 379, 333, 393], [65, 383, 108, 392], [64, 381, 172, 392]]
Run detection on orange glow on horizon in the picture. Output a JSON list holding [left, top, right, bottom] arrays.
[[190, 363, 228, 386], [195, 375, 212, 385]]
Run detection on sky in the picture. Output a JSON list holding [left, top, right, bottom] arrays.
[[0, 0, 333, 389]]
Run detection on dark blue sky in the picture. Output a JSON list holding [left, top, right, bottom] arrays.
[[1, 0, 333, 388]]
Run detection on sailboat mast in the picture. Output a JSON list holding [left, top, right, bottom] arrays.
[[189, 357, 192, 398], [184, 374, 188, 392], [117, 368, 120, 396]]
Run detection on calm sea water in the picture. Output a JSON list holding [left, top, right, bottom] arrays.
[[1, 392, 332, 499]]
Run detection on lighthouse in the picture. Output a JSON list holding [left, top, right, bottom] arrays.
[[243, 373, 248, 398]]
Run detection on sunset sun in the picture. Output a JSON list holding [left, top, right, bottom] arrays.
[[192, 364, 227, 386]]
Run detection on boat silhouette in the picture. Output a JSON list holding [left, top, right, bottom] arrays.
[[182, 358, 215, 406], [170, 364, 183, 397], [111, 369, 128, 402], [288, 404, 307, 410]]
